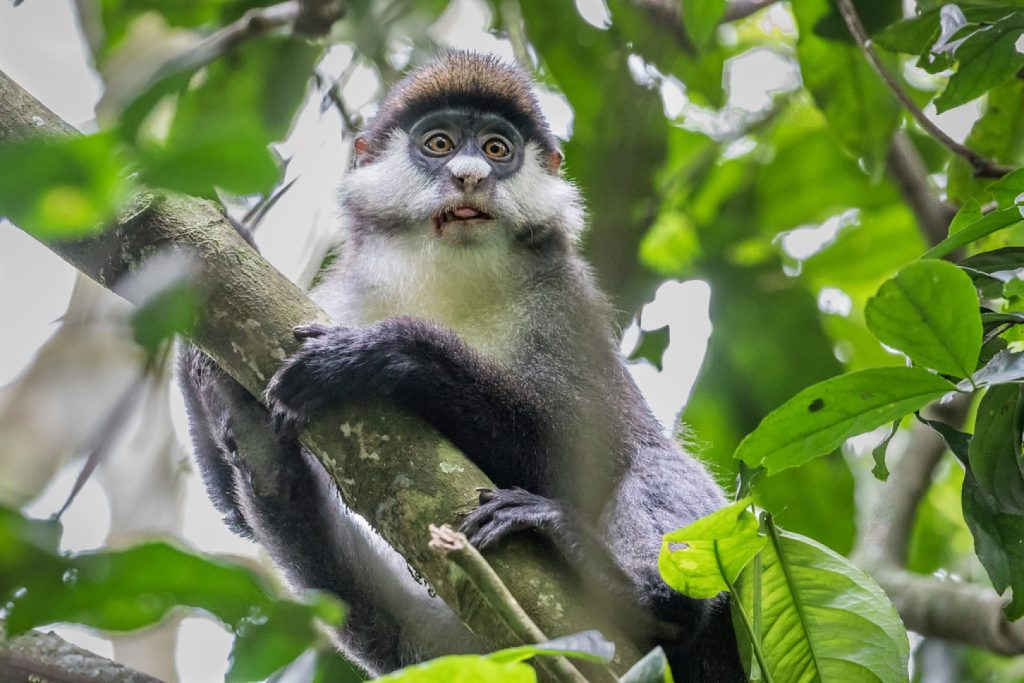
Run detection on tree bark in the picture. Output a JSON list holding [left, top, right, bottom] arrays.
[[0, 69, 639, 677]]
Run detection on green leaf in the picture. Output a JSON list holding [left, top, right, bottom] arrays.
[[733, 516, 910, 683], [873, 8, 941, 54], [935, 12, 1024, 113], [921, 206, 1024, 260], [681, 0, 727, 50], [659, 498, 766, 599], [371, 656, 535, 683], [865, 260, 982, 377], [0, 507, 64, 603], [968, 384, 1024, 515], [870, 419, 900, 481], [629, 325, 671, 371], [735, 367, 957, 473], [619, 646, 674, 683], [812, 0, 901, 42], [915, 413, 972, 466], [0, 132, 131, 239], [947, 81, 1024, 202], [487, 630, 614, 665], [962, 470, 1024, 620]]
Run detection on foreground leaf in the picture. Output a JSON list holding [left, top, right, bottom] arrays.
[[373, 656, 534, 682], [488, 630, 614, 665], [659, 498, 765, 599], [865, 260, 982, 378], [967, 384, 1024, 515], [734, 516, 909, 682], [921, 206, 1024, 260], [735, 368, 956, 473], [619, 646, 674, 683], [935, 12, 1024, 113], [962, 471, 1024, 620]]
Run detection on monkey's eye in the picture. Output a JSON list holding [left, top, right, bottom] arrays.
[[423, 133, 455, 155], [482, 137, 511, 160]]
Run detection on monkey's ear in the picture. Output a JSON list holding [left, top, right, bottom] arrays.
[[354, 135, 375, 166], [547, 149, 563, 174]]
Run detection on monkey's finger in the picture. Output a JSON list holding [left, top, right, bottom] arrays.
[[293, 323, 331, 340]]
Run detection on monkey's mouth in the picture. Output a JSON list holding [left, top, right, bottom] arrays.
[[434, 205, 494, 234]]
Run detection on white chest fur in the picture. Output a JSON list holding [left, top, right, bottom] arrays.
[[314, 234, 527, 360]]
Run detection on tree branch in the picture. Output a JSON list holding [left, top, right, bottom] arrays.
[[0, 625, 164, 683], [886, 130, 958, 248], [0, 70, 640, 679], [835, 0, 1012, 178]]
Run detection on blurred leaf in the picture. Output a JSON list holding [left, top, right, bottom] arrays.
[[734, 367, 957, 473], [619, 647, 674, 683], [229, 596, 346, 683], [131, 277, 202, 354], [871, 419, 900, 481], [948, 81, 1024, 203], [0, 506, 64, 602], [372, 656, 535, 682], [906, 461, 972, 574], [865, 260, 982, 377], [733, 516, 910, 682], [962, 469, 1024, 620], [659, 498, 765, 599], [0, 132, 130, 239], [308, 650, 366, 683], [629, 325, 671, 371], [681, 0, 727, 50], [488, 630, 614, 665], [968, 384, 1024, 515], [935, 12, 1024, 113], [874, 8, 942, 53], [916, 413, 972, 466], [792, 0, 901, 172]]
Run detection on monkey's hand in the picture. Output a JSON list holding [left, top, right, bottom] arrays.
[[460, 488, 564, 549], [265, 321, 415, 434]]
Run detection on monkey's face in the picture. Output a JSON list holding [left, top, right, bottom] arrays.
[[340, 107, 583, 250]]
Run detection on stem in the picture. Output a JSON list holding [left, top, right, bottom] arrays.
[[717, 540, 773, 683], [835, 0, 1012, 178]]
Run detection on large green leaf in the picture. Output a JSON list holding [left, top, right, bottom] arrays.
[[734, 517, 910, 682], [935, 12, 1024, 113], [619, 647, 674, 683], [968, 384, 1024, 515], [0, 132, 131, 240], [735, 367, 957, 473], [947, 81, 1024, 203], [865, 260, 982, 377], [921, 206, 1024, 259], [372, 657, 535, 683], [962, 470, 1024, 620], [659, 498, 766, 599]]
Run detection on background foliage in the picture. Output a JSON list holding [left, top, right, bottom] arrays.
[[4, 0, 1024, 681]]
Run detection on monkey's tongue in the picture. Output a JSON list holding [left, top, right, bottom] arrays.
[[451, 207, 484, 219]]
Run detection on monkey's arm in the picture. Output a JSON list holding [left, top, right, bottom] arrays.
[[180, 346, 480, 674], [266, 316, 548, 490]]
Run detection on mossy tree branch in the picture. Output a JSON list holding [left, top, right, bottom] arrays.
[[0, 70, 638, 679]]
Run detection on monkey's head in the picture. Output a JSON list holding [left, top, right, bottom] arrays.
[[340, 51, 584, 249]]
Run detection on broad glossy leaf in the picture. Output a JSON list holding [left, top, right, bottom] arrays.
[[874, 8, 941, 53], [682, 0, 727, 50], [733, 517, 910, 682], [921, 206, 1024, 259], [659, 498, 766, 599], [0, 132, 130, 239], [619, 647, 674, 683], [962, 470, 1024, 620], [372, 656, 534, 682], [735, 367, 957, 473], [935, 12, 1024, 113], [968, 384, 1024, 515], [865, 260, 982, 377]]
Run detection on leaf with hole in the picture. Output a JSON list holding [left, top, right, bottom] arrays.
[[735, 367, 956, 473]]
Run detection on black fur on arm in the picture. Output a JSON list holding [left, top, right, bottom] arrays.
[[266, 315, 550, 491]]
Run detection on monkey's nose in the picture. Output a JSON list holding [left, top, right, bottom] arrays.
[[447, 155, 491, 189]]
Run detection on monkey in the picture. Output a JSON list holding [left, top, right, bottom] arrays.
[[179, 51, 744, 681]]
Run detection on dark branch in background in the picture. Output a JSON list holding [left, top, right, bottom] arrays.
[[886, 131, 958, 248], [722, 0, 781, 23], [0, 625, 164, 683], [835, 0, 1012, 178]]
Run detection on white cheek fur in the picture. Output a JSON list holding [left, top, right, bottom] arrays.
[[494, 143, 585, 241], [339, 132, 437, 223]]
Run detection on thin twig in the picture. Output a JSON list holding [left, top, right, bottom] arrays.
[[428, 525, 589, 683], [835, 0, 1012, 178]]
